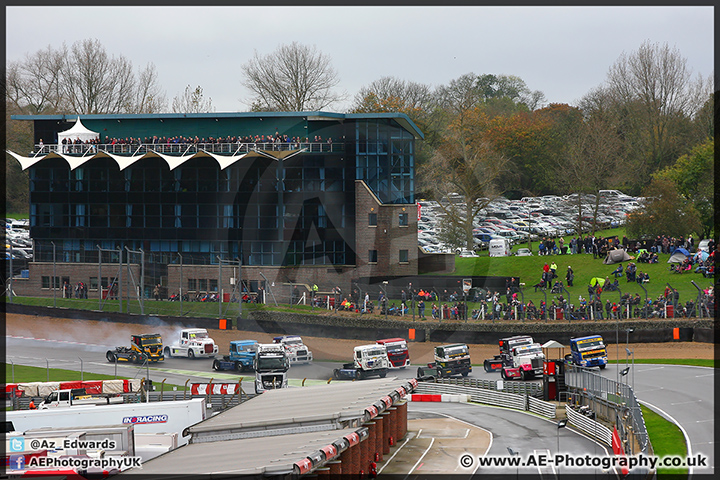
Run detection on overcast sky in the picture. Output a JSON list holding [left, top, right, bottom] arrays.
[[6, 6, 714, 113]]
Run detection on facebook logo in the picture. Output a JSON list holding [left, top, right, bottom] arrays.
[[9, 437, 24, 452], [8, 454, 25, 470]]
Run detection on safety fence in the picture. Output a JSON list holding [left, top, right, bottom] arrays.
[[414, 380, 557, 419], [432, 376, 543, 397], [565, 365, 649, 455], [565, 404, 613, 446]]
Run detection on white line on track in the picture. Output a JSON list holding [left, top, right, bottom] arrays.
[[405, 437, 434, 478], [377, 434, 414, 475], [640, 400, 693, 477], [670, 400, 702, 406], [6, 334, 107, 348]]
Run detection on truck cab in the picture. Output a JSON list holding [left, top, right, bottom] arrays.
[[333, 345, 389, 380], [419, 344, 472, 378], [107, 333, 164, 364], [212, 340, 258, 371], [254, 344, 290, 394], [272, 335, 313, 364], [567, 335, 608, 369], [500, 343, 545, 380], [376, 338, 410, 369], [164, 328, 218, 359]]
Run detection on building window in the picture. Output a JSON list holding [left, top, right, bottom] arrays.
[[41, 276, 60, 289], [399, 213, 408, 227], [188, 279, 197, 292], [399, 249, 409, 263], [368, 213, 377, 227], [368, 250, 378, 263]]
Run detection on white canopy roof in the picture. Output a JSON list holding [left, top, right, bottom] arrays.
[[57, 117, 99, 145]]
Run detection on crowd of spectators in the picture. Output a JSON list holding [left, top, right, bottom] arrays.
[[54, 132, 333, 154]]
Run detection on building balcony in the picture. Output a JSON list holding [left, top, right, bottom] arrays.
[[31, 141, 344, 157]]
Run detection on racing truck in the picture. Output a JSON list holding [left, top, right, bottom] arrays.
[[254, 343, 290, 394], [272, 335, 313, 364], [499, 343, 545, 381], [212, 340, 258, 371], [163, 328, 219, 359], [333, 344, 389, 380], [38, 388, 124, 409], [565, 335, 608, 369], [377, 338, 410, 369], [106, 333, 164, 364], [417, 343, 472, 378], [483, 335, 535, 372]]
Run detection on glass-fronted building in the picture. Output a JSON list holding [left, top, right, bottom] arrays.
[[8, 111, 422, 295]]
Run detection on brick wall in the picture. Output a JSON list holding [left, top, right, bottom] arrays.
[[13, 262, 141, 298], [354, 181, 418, 279]]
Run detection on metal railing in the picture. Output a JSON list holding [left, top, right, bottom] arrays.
[[415, 378, 556, 418], [33, 141, 344, 156], [565, 364, 649, 454]]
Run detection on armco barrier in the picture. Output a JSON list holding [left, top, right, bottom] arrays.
[[414, 381, 528, 413], [414, 380, 557, 418], [528, 396, 557, 418], [434, 376, 543, 397], [566, 405, 613, 446]]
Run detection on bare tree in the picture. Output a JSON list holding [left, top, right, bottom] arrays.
[[172, 85, 214, 113], [419, 107, 510, 250], [131, 63, 167, 114], [241, 42, 346, 111], [605, 40, 705, 172], [60, 38, 138, 114], [350, 76, 432, 112], [6, 44, 67, 114]]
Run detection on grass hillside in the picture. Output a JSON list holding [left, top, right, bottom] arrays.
[[448, 232, 711, 310]]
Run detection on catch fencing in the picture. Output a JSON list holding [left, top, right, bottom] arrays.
[[565, 364, 649, 455], [414, 378, 557, 419]]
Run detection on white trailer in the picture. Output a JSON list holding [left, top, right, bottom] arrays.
[[163, 328, 219, 359], [6, 398, 206, 448]]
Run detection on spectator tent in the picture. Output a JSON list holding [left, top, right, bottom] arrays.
[[57, 117, 99, 148], [667, 251, 688, 264], [602, 249, 632, 264]]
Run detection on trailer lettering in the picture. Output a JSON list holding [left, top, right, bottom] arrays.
[[123, 414, 168, 424]]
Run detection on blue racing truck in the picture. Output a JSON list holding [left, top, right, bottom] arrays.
[[212, 340, 258, 371], [566, 335, 608, 369]]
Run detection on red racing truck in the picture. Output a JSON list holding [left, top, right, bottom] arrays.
[[376, 338, 410, 369]]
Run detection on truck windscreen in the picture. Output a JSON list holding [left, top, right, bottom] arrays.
[[258, 357, 286, 370], [141, 337, 161, 346], [446, 346, 468, 357]]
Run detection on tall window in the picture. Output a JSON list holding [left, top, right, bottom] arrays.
[[368, 213, 377, 226], [368, 250, 378, 263], [399, 249, 409, 263], [399, 213, 408, 226]]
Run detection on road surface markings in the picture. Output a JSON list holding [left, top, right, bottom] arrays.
[[670, 400, 702, 406], [6, 334, 107, 348], [406, 437, 434, 477]]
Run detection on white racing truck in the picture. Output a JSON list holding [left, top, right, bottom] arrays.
[[500, 343, 546, 381], [39, 388, 124, 409], [272, 335, 313, 364], [333, 344, 389, 380], [254, 343, 290, 394], [163, 328, 219, 359]]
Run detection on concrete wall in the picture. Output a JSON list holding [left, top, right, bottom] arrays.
[[5, 303, 713, 345]]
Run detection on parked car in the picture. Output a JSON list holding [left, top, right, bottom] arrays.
[[515, 248, 533, 256]]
